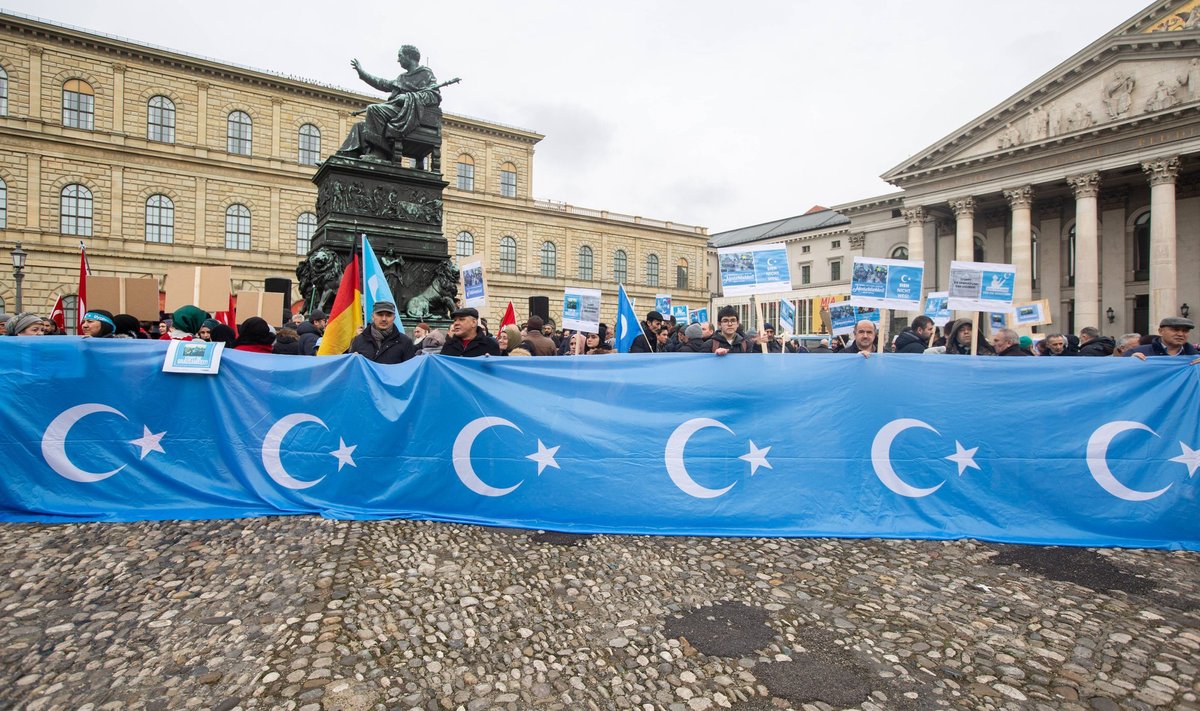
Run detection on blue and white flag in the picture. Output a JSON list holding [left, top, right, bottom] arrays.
[[778, 299, 796, 333], [615, 284, 644, 353], [361, 235, 401, 330]]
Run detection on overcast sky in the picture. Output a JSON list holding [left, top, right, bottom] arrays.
[[12, 1, 1142, 233]]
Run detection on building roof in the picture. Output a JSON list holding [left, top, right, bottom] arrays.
[[708, 209, 849, 249]]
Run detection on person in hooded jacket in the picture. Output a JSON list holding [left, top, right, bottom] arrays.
[[893, 315, 935, 353], [941, 318, 994, 355], [296, 310, 327, 356], [233, 317, 277, 353]]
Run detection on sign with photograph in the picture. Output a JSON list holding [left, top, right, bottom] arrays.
[[461, 260, 486, 308], [691, 308, 708, 325], [671, 305, 689, 323], [947, 261, 1016, 312], [162, 341, 225, 375], [717, 243, 792, 296], [778, 299, 796, 334], [655, 294, 672, 315], [829, 303, 880, 336], [989, 312, 1008, 331], [1011, 300, 1052, 328], [923, 291, 952, 327], [848, 257, 925, 311], [561, 287, 602, 333]]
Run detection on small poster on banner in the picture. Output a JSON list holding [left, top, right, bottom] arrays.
[[848, 257, 924, 310], [947, 261, 1016, 312], [1011, 300, 1052, 327], [655, 294, 672, 315], [691, 308, 708, 324], [163, 341, 225, 375], [671, 305, 689, 323], [778, 299, 796, 333], [717, 243, 792, 296], [461, 260, 486, 308], [562, 287, 601, 333], [923, 292, 952, 327]]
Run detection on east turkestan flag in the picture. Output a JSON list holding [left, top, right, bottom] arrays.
[[614, 284, 646, 353], [361, 235, 402, 333]]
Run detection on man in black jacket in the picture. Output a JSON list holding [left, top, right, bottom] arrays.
[[893, 315, 935, 354], [441, 307, 500, 357], [296, 310, 327, 356], [1077, 326, 1116, 356], [350, 301, 415, 363], [628, 310, 663, 353]]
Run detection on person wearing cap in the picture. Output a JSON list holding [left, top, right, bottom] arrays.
[[758, 322, 782, 353], [441, 306, 500, 357], [1126, 317, 1198, 360], [350, 300, 416, 364], [519, 315, 557, 356], [81, 309, 117, 338], [5, 312, 45, 336], [296, 309, 328, 356], [676, 322, 709, 353], [629, 310, 664, 353]]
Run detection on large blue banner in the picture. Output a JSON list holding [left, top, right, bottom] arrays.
[[2, 339, 1198, 550]]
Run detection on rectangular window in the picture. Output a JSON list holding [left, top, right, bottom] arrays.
[[830, 261, 841, 282], [63, 88, 94, 130], [500, 169, 517, 198], [457, 162, 475, 191], [801, 264, 811, 285], [801, 245, 810, 254], [831, 240, 841, 249]]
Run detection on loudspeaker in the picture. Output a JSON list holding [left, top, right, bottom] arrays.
[[264, 278, 292, 316], [528, 296, 550, 324]]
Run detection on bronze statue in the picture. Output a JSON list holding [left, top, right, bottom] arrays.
[[336, 45, 453, 162]]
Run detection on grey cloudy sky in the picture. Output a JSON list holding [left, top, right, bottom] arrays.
[[14, 1, 1141, 232]]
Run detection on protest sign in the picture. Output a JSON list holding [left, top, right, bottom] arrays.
[[235, 290, 285, 322], [655, 294, 672, 315], [87, 276, 160, 321], [461, 260, 486, 308], [829, 303, 879, 336], [778, 299, 796, 334], [923, 292, 952, 327], [848, 257, 924, 311], [165, 266, 232, 312], [1011, 300, 1052, 328], [562, 287, 601, 333], [717, 243, 791, 296], [162, 340, 225, 375], [671, 304, 689, 323], [947, 261, 1016, 312], [691, 307, 708, 324], [989, 312, 1008, 331]]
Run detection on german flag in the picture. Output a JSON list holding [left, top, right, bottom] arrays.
[[316, 254, 363, 356]]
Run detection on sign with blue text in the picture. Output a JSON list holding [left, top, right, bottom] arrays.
[[655, 294, 672, 315], [671, 305, 689, 324], [562, 287, 602, 333], [924, 292, 952, 327], [717, 243, 792, 296], [461, 260, 486, 308], [162, 340, 224, 375], [778, 299, 796, 334], [829, 303, 879, 336], [849, 257, 925, 311], [5, 339, 1198, 551], [948, 261, 1016, 312]]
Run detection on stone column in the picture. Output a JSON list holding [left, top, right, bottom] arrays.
[[1067, 172, 1101, 331], [271, 97, 283, 159], [902, 206, 926, 264], [269, 187, 281, 254], [948, 197, 976, 262], [1037, 200, 1063, 332], [1003, 185, 1034, 306], [111, 63, 126, 134], [1142, 155, 1181, 328], [110, 165, 124, 240], [28, 46, 44, 121], [194, 178, 207, 246], [26, 154, 40, 229], [195, 81, 209, 150]]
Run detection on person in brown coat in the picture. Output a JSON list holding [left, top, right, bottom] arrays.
[[520, 316, 558, 356]]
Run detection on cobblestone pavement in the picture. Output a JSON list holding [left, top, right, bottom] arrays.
[[0, 518, 1197, 711]]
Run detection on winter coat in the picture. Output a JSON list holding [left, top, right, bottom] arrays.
[[1078, 336, 1116, 357], [350, 327, 416, 364], [296, 321, 322, 356], [441, 333, 501, 357], [893, 328, 928, 354]]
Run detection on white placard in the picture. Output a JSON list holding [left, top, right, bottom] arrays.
[[561, 286, 601, 333], [717, 243, 792, 296], [163, 341, 225, 375], [848, 256, 925, 311], [947, 260, 1016, 312], [461, 260, 486, 309]]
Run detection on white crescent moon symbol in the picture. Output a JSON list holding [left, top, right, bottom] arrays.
[[871, 419, 945, 498], [41, 403, 129, 483], [261, 413, 328, 490], [1086, 421, 1171, 501], [665, 418, 737, 499], [452, 417, 523, 497]]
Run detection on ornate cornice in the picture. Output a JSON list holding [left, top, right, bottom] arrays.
[[901, 206, 927, 226], [1141, 155, 1181, 186], [195, 80, 210, 91], [1003, 185, 1034, 210], [111, 62, 126, 74], [948, 196, 976, 218], [848, 233, 866, 250], [1067, 171, 1101, 199]]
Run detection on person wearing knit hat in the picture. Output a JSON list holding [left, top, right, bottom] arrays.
[[112, 314, 148, 339], [161, 305, 208, 340], [5, 312, 45, 336], [81, 309, 116, 338], [233, 316, 277, 353]]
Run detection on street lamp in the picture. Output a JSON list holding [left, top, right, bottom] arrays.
[[1105, 306, 1115, 324], [10, 242, 26, 313], [1183, 303, 1191, 319]]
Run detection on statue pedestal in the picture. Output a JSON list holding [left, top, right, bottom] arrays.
[[299, 156, 457, 330]]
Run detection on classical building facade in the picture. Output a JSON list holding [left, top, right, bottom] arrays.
[[0, 12, 709, 327], [711, 0, 1200, 338]]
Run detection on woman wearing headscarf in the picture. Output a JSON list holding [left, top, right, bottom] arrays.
[[80, 310, 116, 338], [208, 324, 237, 348], [198, 318, 220, 341], [5, 312, 45, 336], [233, 316, 276, 353], [112, 314, 148, 339], [499, 325, 522, 356], [160, 305, 208, 340]]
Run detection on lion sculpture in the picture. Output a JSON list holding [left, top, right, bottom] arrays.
[[404, 261, 458, 320], [296, 247, 344, 315]]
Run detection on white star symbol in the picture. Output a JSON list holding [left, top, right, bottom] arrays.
[[945, 441, 980, 476], [739, 440, 772, 476], [526, 440, 560, 476], [129, 426, 166, 460], [329, 438, 357, 472], [1169, 442, 1200, 478]]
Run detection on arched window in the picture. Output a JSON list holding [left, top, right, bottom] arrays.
[[0, 66, 8, 116], [890, 245, 909, 260], [298, 124, 321, 165], [499, 236, 517, 273], [148, 95, 175, 143], [296, 212, 316, 255], [227, 111, 252, 155], [973, 236, 986, 263], [456, 230, 474, 258], [613, 249, 628, 284], [541, 241, 557, 277], [61, 294, 79, 335], [1066, 225, 1076, 287], [500, 162, 517, 198], [60, 184, 93, 236], [1031, 232, 1039, 289], [0, 177, 7, 229], [578, 245, 593, 280], [676, 258, 689, 289], [225, 204, 251, 250], [63, 79, 94, 130], [1133, 211, 1151, 280], [456, 155, 475, 191], [646, 253, 659, 287], [145, 194, 174, 243]]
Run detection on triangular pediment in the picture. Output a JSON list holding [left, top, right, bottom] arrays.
[[883, 1, 1200, 186]]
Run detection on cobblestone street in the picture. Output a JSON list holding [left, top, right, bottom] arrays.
[[1, 518, 1197, 711]]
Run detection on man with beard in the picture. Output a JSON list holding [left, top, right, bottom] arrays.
[[350, 301, 416, 363]]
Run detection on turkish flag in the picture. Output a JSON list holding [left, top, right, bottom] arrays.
[[499, 301, 517, 330], [50, 296, 66, 332], [75, 245, 90, 335], [214, 293, 237, 337]]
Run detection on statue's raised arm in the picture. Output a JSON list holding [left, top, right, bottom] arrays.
[[336, 45, 444, 162]]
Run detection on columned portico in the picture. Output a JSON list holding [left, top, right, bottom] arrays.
[[1067, 172, 1101, 331], [1142, 155, 1181, 328], [948, 197, 976, 262], [1003, 185, 1034, 307]]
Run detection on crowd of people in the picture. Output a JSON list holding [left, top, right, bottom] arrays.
[[3, 301, 1197, 364]]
